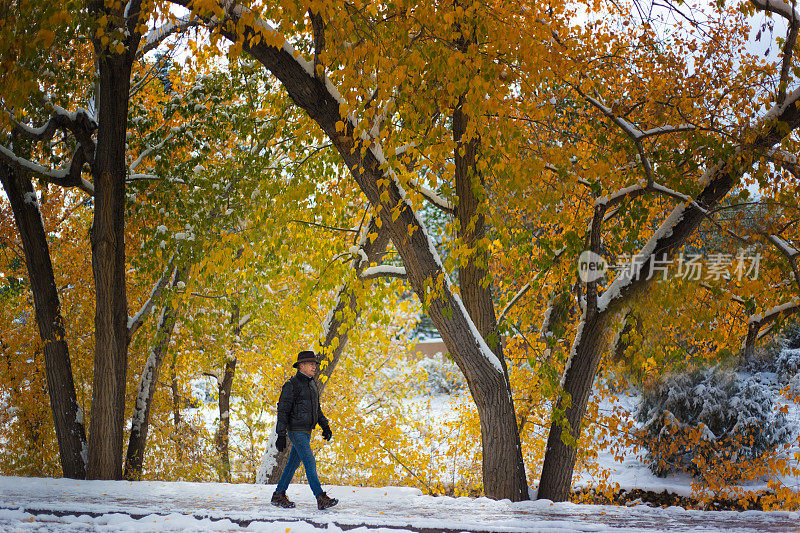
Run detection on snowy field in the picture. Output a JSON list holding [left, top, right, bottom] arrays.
[[1, 476, 799, 532]]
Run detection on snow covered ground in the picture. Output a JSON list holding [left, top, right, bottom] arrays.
[[0, 476, 799, 532]]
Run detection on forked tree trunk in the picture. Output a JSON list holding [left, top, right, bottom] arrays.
[[123, 268, 183, 480], [0, 163, 87, 479]]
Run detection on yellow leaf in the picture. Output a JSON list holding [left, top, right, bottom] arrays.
[[37, 29, 55, 48]]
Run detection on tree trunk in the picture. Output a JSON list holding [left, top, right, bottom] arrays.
[[123, 267, 183, 480], [0, 163, 87, 479], [215, 302, 240, 482], [86, 0, 145, 479], [537, 310, 611, 502], [87, 52, 134, 480], [215, 356, 236, 482], [170, 351, 183, 461], [453, 102, 528, 499]]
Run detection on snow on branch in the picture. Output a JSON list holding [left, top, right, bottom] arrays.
[[7, 105, 97, 145], [369, 95, 395, 140], [360, 265, 407, 280], [765, 85, 800, 120], [596, 203, 688, 313], [640, 125, 697, 138], [0, 144, 94, 195], [128, 260, 176, 339], [406, 178, 455, 213], [596, 180, 697, 209], [130, 132, 175, 172], [238, 312, 253, 329], [750, 0, 800, 22], [139, 16, 198, 57], [498, 282, 531, 326], [769, 234, 800, 258], [747, 298, 800, 325]]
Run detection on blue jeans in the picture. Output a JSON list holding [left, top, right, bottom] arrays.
[[275, 431, 323, 496]]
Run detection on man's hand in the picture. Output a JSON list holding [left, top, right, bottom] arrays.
[[322, 427, 332, 441], [276, 435, 287, 452]]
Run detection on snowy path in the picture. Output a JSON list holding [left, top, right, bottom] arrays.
[[0, 477, 798, 532]]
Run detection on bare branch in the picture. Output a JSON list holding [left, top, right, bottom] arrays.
[[288, 219, 358, 233]]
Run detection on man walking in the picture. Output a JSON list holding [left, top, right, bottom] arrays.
[[271, 350, 339, 510]]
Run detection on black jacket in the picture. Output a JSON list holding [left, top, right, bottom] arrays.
[[276, 371, 330, 436]]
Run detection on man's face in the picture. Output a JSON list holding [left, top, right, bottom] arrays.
[[299, 361, 317, 377]]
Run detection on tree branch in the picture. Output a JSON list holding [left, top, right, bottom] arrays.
[[0, 144, 94, 195], [128, 260, 176, 340], [138, 16, 199, 57], [359, 264, 407, 280]]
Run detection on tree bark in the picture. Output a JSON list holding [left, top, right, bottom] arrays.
[[170, 350, 183, 461], [0, 163, 87, 479], [86, 54, 133, 479], [537, 310, 610, 501], [86, 0, 144, 478], [453, 101, 528, 499], [123, 267, 183, 480], [215, 302, 240, 482]]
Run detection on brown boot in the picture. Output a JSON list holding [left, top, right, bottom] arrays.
[[316, 491, 338, 510], [271, 491, 295, 508]]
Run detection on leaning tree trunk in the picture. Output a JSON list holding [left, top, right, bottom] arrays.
[[123, 267, 183, 480], [0, 163, 87, 479], [537, 309, 610, 502], [453, 100, 528, 499], [261, 218, 390, 484]]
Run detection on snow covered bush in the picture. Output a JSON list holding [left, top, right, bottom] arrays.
[[775, 347, 800, 380], [785, 322, 800, 350], [636, 367, 792, 482], [789, 373, 800, 399], [414, 355, 466, 394]]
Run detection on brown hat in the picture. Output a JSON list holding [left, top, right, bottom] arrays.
[[293, 350, 318, 368]]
